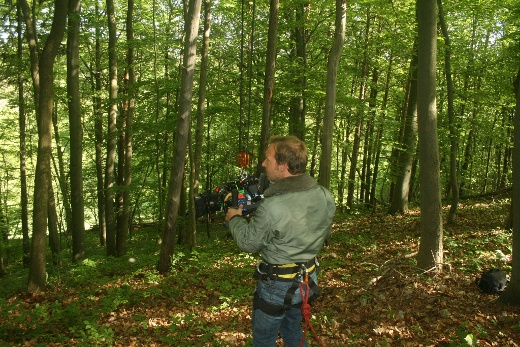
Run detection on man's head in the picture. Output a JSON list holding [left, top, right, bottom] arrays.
[[262, 136, 307, 181]]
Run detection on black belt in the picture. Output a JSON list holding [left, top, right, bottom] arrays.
[[254, 258, 318, 281]]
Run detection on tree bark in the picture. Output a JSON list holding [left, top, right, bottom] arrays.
[[158, 0, 202, 273], [68, 0, 85, 261], [116, 0, 136, 257], [105, 0, 118, 257], [438, 0, 459, 224], [389, 50, 418, 215], [257, 0, 279, 176], [27, 0, 68, 293], [499, 68, 520, 306], [93, 0, 106, 246], [187, 0, 211, 242], [319, 0, 346, 189], [48, 181, 61, 265], [16, 1, 30, 267], [416, 0, 443, 271], [347, 9, 370, 208], [288, 2, 308, 141]]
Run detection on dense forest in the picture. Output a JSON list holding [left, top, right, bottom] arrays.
[[0, 0, 519, 306]]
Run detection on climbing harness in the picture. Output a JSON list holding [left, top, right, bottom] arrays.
[[253, 258, 325, 346]]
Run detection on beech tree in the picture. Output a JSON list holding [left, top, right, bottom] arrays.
[[415, 0, 443, 271], [26, 0, 68, 293], [318, 0, 346, 190], [256, 0, 279, 175], [105, 0, 118, 257], [68, 0, 85, 262], [388, 49, 418, 215], [158, 0, 202, 273], [499, 68, 520, 306]]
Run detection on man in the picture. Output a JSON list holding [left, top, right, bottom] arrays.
[[226, 135, 336, 347]]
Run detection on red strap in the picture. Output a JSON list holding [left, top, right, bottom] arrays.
[[299, 281, 325, 347]]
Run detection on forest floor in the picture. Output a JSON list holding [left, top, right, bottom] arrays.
[[1, 195, 519, 346]]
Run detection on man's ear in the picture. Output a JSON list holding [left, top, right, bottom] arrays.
[[278, 162, 289, 172]]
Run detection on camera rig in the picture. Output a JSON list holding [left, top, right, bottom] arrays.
[[194, 172, 269, 219]]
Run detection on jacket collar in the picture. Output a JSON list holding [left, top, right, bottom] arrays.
[[263, 173, 317, 197]]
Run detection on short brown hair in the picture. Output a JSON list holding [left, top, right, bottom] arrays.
[[269, 136, 308, 175]]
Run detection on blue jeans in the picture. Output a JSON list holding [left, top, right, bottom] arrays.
[[252, 272, 318, 347]]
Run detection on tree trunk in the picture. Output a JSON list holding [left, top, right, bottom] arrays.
[[347, 10, 370, 208], [158, 0, 202, 273], [288, 2, 308, 141], [389, 50, 418, 215], [195, 0, 211, 195], [16, 1, 30, 267], [416, 0, 443, 271], [48, 181, 61, 265], [257, 0, 279, 176], [68, 0, 85, 261], [438, 0, 459, 224], [116, 0, 136, 257], [28, 0, 67, 293], [362, 65, 379, 205], [52, 105, 72, 236], [187, 0, 211, 242], [93, 0, 106, 245], [318, 0, 346, 189], [499, 68, 520, 306], [370, 51, 394, 210], [105, 0, 118, 257]]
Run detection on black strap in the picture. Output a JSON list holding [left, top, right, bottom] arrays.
[[253, 277, 321, 316], [255, 258, 317, 281], [282, 277, 321, 310]]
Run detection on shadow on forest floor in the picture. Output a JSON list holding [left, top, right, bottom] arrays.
[[0, 195, 519, 346]]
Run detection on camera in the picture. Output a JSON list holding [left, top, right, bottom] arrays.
[[194, 172, 269, 219]]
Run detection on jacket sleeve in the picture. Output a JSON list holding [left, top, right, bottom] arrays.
[[228, 202, 275, 254]]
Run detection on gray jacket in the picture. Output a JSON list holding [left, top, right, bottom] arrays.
[[229, 173, 335, 264]]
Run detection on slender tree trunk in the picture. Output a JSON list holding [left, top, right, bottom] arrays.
[[363, 63, 380, 205], [17, 1, 30, 267], [48, 181, 61, 265], [438, 0, 459, 224], [28, 0, 67, 293], [105, 0, 118, 257], [117, 0, 136, 257], [416, 0, 443, 271], [93, 0, 106, 245], [389, 50, 418, 215], [195, 0, 211, 195], [68, 0, 85, 261], [338, 121, 349, 210], [319, 0, 346, 189], [370, 51, 394, 210], [499, 68, 520, 306], [347, 10, 370, 208], [187, 0, 211, 241], [51, 104, 72, 236], [288, 2, 308, 141], [309, 110, 322, 178], [257, 0, 279, 176], [158, 0, 202, 273]]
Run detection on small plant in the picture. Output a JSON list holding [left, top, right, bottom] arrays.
[[71, 320, 114, 346], [443, 326, 478, 347]]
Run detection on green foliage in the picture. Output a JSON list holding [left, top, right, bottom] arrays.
[[442, 325, 478, 347]]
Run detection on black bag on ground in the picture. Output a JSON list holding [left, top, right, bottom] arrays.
[[475, 268, 508, 294]]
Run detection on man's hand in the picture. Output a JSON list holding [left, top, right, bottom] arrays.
[[225, 205, 243, 222]]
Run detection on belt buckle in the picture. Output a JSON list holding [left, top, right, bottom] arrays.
[[257, 262, 269, 275]]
